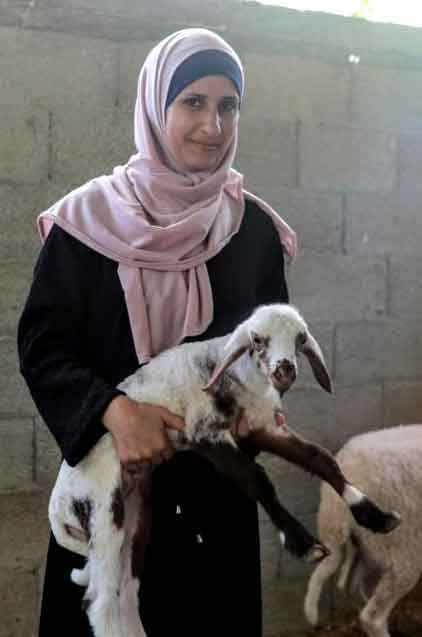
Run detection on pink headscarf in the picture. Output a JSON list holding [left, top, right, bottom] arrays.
[[38, 28, 296, 363]]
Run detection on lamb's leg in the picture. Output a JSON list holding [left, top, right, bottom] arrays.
[[71, 561, 90, 587], [337, 537, 358, 591], [359, 570, 418, 637], [304, 544, 344, 626], [84, 519, 126, 637], [119, 470, 152, 637], [193, 440, 328, 564], [248, 426, 400, 534]]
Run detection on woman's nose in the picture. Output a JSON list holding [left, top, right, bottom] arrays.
[[200, 107, 222, 135]]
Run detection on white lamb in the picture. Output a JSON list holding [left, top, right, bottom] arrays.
[[49, 304, 399, 637], [304, 424, 420, 637]]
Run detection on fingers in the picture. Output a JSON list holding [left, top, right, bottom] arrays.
[[158, 406, 185, 431], [234, 413, 253, 439], [108, 402, 184, 467], [275, 411, 287, 428]]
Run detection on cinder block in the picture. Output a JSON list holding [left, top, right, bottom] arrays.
[[0, 101, 48, 183], [383, 382, 422, 427], [46, 179, 86, 208], [51, 106, 134, 183], [243, 52, 350, 123], [242, 179, 290, 221], [333, 383, 383, 448], [299, 122, 397, 191], [282, 383, 382, 453], [0, 335, 35, 415], [0, 26, 118, 112], [0, 183, 46, 261], [118, 40, 160, 110], [390, 256, 422, 316], [0, 569, 38, 637], [399, 133, 422, 191], [35, 417, 61, 488], [0, 490, 50, 572], [237, 127, 297, 191], [0, 260, 34, 334], [0, 417, 34, 492], [238, 115, 297, 161], [346, 192, 422, 256], [352, 65, 422, 130], [289, 254, 386, 322], [284, 190, 343, 254], [283, 386, 334, 447], [335, 319, 422, 384], [261, 452, 321, 516]]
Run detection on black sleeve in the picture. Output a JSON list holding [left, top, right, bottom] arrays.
[[17, 226, 124, 466], [257, 242, 290, 306]]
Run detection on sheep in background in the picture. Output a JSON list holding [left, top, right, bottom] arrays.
[[304, 424, 422, 637], [49, 304, 399, 637]]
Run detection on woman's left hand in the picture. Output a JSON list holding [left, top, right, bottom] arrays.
[[231, 410, 288, 459]]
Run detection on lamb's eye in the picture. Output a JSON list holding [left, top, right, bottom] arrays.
[[296, 332, 307, 348]]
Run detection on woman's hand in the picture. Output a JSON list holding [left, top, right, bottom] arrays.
[[231, 410, 287, 459], [102, 395, 185, 467]]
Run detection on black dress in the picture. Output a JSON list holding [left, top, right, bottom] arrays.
[[18, 199, 289, 637]]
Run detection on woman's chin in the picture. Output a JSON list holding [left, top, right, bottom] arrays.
[[184, 158, 221, 173]]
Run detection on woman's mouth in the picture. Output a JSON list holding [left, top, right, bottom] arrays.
[[191, 141, 221, 152]]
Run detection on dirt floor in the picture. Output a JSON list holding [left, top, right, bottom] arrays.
[[301, 592, 422, 637]]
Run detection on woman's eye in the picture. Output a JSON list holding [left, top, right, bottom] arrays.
[[184, 97, 203, 109], [220, 99, 239, 113]]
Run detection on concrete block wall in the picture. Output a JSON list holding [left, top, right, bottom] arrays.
[[2, 1, 422, 634]]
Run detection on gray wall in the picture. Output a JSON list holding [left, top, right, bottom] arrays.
[[2, 1, 422, 635]]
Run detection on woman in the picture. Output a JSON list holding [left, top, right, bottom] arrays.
[[18, 28, 296, 637]]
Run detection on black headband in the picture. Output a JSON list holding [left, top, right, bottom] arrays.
[[165, 49, 243, 111]]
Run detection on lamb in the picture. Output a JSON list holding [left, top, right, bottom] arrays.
[[48, 303, 399, 637], [304, 424, 421, 637]]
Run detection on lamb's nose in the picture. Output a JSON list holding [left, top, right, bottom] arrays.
[[280, 359, 296, 379], [272, 360, 296, 389]]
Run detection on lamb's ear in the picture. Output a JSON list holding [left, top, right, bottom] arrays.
[[301, 331, 333, 394], [202, 323, 250, 391]]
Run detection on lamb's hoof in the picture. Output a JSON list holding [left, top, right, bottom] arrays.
[[351, 499, 401, 534], [284, 529, 330, 564], [71, 567, 89, 587], [303, 543, 330, 565], [379, 510, 401, 534]]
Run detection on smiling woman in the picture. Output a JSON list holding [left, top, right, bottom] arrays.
[[18, 27, 296, 637], [165, 76, 240, 173]]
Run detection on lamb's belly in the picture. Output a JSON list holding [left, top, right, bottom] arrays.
[[57, 434, 121, 498]]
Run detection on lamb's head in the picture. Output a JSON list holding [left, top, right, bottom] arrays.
[[204, 304, 332, 394]]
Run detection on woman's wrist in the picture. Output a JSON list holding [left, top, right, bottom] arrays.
[[102, 394, 133, 433]]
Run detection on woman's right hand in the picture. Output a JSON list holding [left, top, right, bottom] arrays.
[[102, 395, 185, 467]]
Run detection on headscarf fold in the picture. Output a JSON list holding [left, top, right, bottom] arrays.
[[38, 28, 296, 363]]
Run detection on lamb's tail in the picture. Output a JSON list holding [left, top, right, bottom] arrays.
[[304, 484, 351, 626], [304, 542, 343, 626]]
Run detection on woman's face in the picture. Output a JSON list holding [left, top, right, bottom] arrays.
[[165, 75, 240, 173]]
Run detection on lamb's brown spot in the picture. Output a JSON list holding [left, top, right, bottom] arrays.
[[111, 487, 124, 529], [81, 597, 91, 613], [295, 331, 307, 351], [64, 523, 87, 543], [72, 499, 92, 540], [196, 355, 217, 382], [212, 386, 238, 420], [131, 478, 152, 579]]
